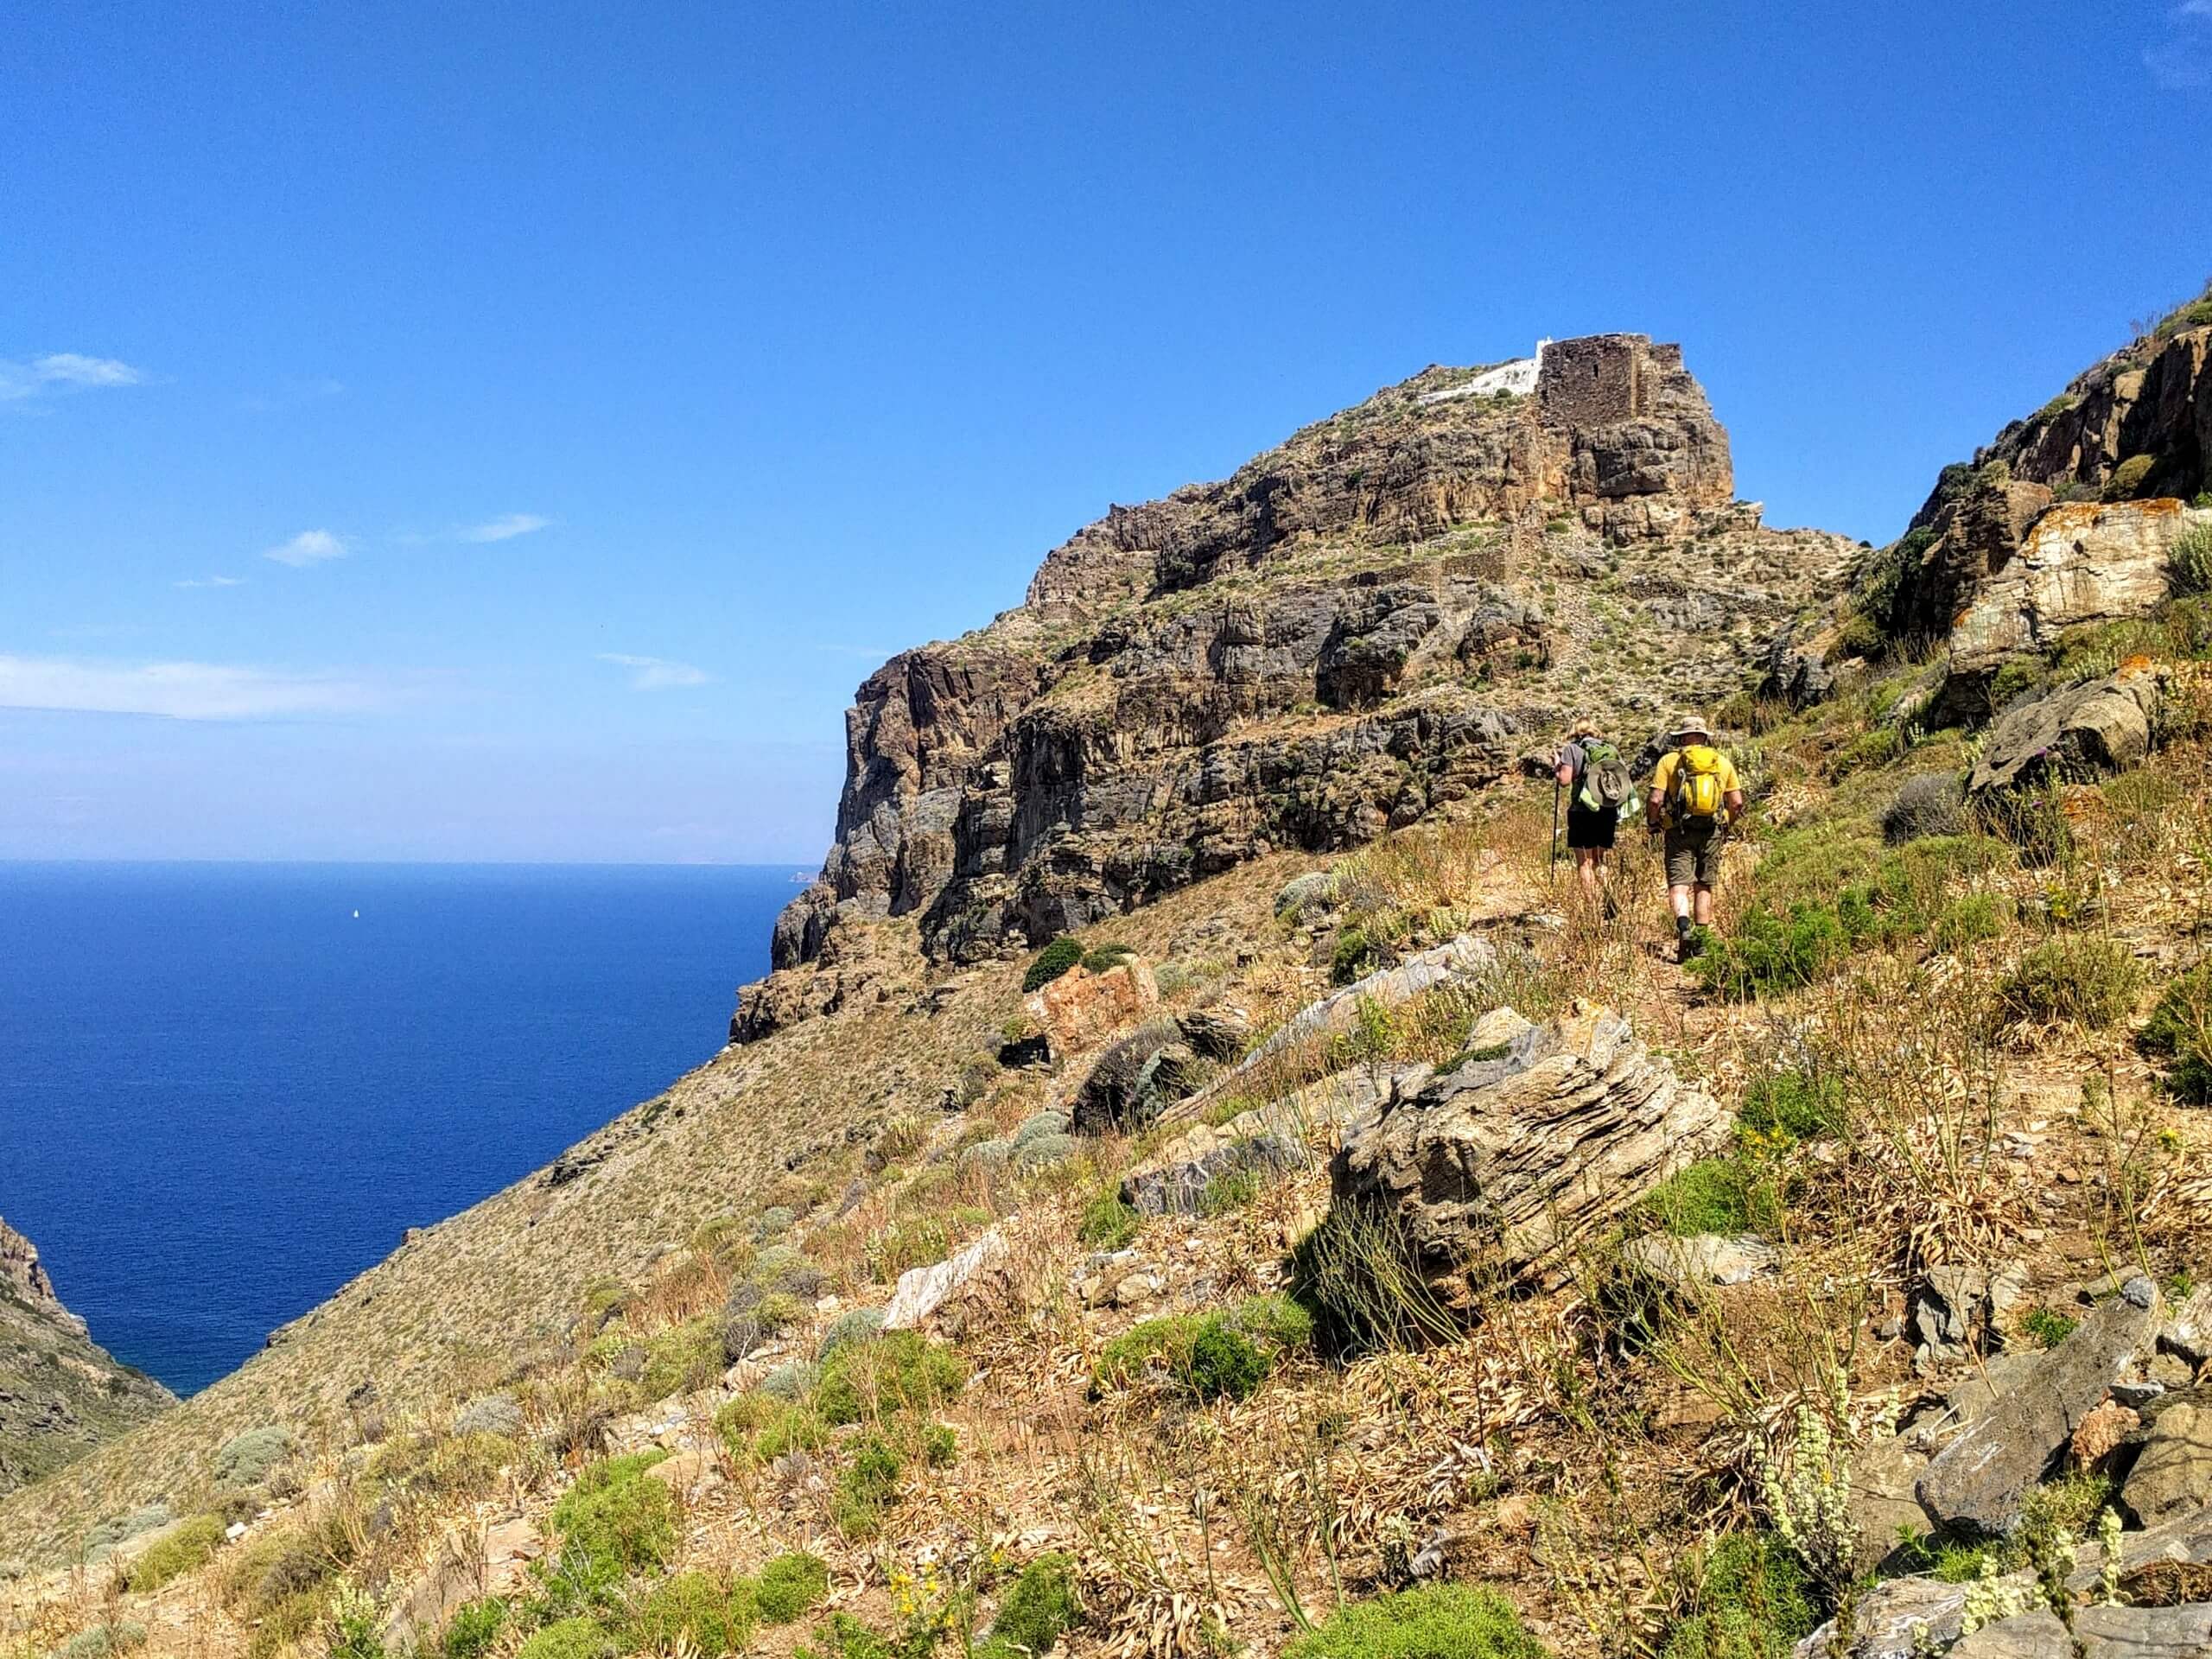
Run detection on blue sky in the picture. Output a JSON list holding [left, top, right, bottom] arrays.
[[3, 2, 2209, 863]]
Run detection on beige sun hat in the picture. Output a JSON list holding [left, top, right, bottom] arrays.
[[1670, 712, 1713, 742]]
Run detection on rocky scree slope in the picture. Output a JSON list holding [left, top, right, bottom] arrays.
[[0, 1216, 173, 1498], [747, 334, 1854, 1039]]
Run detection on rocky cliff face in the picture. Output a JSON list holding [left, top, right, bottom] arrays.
[[0, 1216, 175, 1498], [743, 334, 1854, 1039], [1878, 310, 2210, 657]]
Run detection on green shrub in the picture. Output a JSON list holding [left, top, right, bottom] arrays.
[[1022, 938, 1084, 992], [124, 1514, 226, 1592], [817, 1307, 886, 1360], [815, 1331, 969, 1426], [1881, 772, 1966, 845], [628, 1570, 755, 1655], [441, 1599, 510, 1658], [2020, 1306, 2079, 1348], [1092, 1295, 1312, 1402], [833, 1434, 906, 1538], [760, 1360, 819, 1402], [2172, 523, 2212, 598], [976, 1554, 1079, 1659], [1285, 1583, 1549, 1657], [754, 1551, 830, 1624], [806, 1613, 894, 1659], [2102, 454, 2156, 500], [1931, 891, 2010, 954], [1643, 1158, 1781, 1237], [1988, 657, 2047, 709], [1081, 941, 1136, 974], [1738, 1071, 1846, 1146], [2140, 963, 2212, 1104], [1659, 1531, 1814, 1659], [516, 1618, 617, 1659], [1077, 1188, 1141, 1249], [1331, 926, 1379, 985], [920, 1422, 957, 1466], [59, 1624, 149, 1659], [1289, 1201, 1462, 1357], [550, 1454, 675, 1573], [1692, 903, 1847, 1001], [1996, 937, 2145, 1028], [214, 1425, 295, 1487], [866, 1217, 953, 1283]]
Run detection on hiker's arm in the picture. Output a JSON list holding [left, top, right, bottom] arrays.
[[1554, 760, 1573, 788], [1724, 789, 1745, 821], [1645, 777, 1666, 833]]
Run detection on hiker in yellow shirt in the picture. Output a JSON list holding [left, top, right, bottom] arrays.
[[1645, 713, 1745, 962]]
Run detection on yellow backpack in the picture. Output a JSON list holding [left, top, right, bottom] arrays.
[[1670, 744, 1726, 822]]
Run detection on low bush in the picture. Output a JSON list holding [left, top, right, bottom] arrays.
[[754, 1551, 830, 1624], [2101, 454, 2156, 500], [550, 1453, 675, 1573], [1081, 941, 1136, 973], [1930, 891, 2011, 955], [1284, 1583, 1549, 1657], [516, 1618, 616, 1659], [1290, 1201, 1461, 1356], [977, 1554, 1079, 1659], [214, 1425, 294, 1488], [2173, 522, 2212, 598], [2020, 1306, 2079, 1348], [1022, 937, 1083, 992], [124, 1514, 226, 1592], [1077, 1188, 1141, 1249], [1691, 902, 1847, 1001], [1738, 1069, 1847, 1146], [1659, 1529, 1815, 1658], [1996, 937, 2145, 1028], [833, 1434, 905, 1538], [1643, 1157, 1782, 1236], [817, 1307, 887, 1360], [814, 1330, 968, 1425], [440, 1599, 510, 1658], [1331, 925, 1380, 985], [59, 1624, 149, 1659], [629, 1570, 755, 1655], [1882, 772, 1965, 845], [1092, 1295, 1313, 1402], [2140, 963, 2212, 1104], [866, 1216, 952, 1283]]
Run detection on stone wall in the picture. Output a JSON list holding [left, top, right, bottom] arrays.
[[1537, 333, 1666, 427]]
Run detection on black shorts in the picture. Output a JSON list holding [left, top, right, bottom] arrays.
[[1566, 807, 1617, 849]]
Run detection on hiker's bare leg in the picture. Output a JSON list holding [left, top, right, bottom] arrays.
[[1669, 884, 1693, 922], [1693, 884, 1714, 926], [1576, 849, 1601, 898]]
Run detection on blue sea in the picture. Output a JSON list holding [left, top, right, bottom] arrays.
[[0, 862, 796, 1397]]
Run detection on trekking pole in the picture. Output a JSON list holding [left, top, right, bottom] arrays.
[[1549, 778, 1560, 883]]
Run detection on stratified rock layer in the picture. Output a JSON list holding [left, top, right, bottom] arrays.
[[744, 336, 1855, 1036], [1329, 1001, 1732, 1303]]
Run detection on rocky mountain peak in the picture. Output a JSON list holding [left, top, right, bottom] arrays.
[[741, 334, 1852, 1039]]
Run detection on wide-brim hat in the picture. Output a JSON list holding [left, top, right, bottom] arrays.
[[1670, 714, 1713, 741]]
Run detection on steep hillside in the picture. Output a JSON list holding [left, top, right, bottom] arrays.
[[7, 310, 2212, 1659], [0, 1217, 174, 1498]]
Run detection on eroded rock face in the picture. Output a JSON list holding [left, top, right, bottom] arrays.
[[1329, 1001, 1732, 1304], [741, 335, 1855, 1028]]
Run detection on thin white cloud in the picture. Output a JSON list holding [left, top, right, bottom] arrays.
[[175, 575, 245, 590], [0, 353, 149, 402], [599, 652, 711, 690], [2148, 0, 2212, 86], [265, 529, 347, 567], [0, 655, 388, 721], [460, 512, 550, 543]]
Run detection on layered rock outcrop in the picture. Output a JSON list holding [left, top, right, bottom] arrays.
[[743, 335, 1856, 1037], [1870, 314, 2210, 696], [0, 1217, 175, 1498]]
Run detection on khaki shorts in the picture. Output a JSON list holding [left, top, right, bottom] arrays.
[[1664, 823, 1722, 887]]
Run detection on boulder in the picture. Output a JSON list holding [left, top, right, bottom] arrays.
[[1792, 1573, 1974, 1659], [882, 1230, 1011, 1332], [1330, 1001, 1732, 1303], [2122, 1399, 2212, 1528], [1027, 960, 1159, 1057], [1071, 1027, 1204, 1135], [1848, 1351, 2044, 1553], [1916, 1276, 2165, 1535], [1176, 1005, 1253, 1062], [1967, 670, 2162, 794]]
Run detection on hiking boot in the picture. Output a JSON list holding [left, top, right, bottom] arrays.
[[1674, 917, 1694, 963]]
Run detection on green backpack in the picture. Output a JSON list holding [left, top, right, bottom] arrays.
[[1575, 741, 1636, 817]]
